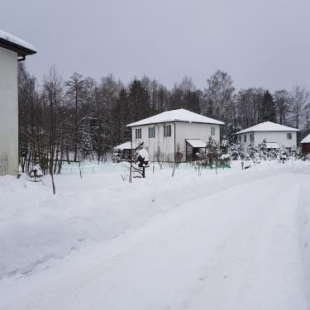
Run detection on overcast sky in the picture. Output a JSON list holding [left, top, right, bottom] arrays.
[[1, 0, 310, 91]]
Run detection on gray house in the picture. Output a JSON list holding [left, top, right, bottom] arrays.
[[0, 30, 36, 175]]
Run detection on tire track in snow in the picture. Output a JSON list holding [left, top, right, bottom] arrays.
[[176, 173, 308, 310]]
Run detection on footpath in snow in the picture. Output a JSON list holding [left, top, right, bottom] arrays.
[[0, 161, 309, 309]]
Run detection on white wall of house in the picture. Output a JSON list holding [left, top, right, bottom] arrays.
[[131, 123, 175, 162], [237, 131, 297, 152], [175, 122, 220, 159], [0, 47, 18, 175], [131, 122, 221, 162]]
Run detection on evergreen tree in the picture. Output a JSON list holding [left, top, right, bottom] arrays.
[[112, 88, 131, 144], [259, 90, 276, 122], [128, 79, 150, 122]]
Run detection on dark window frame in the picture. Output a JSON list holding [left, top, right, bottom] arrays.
[[211, 127, 215, 136], [163, 125, 171, 137], [135, 128, 142, 139]]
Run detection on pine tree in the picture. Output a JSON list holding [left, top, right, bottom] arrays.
[[259, 90, 276, 122]]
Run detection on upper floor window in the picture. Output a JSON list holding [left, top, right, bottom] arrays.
[[244, 135, 247, 143], [287, 133, 292, 140], [238, 135, 241, 142], [163, 125, 171, 137], [148, 127, 155, 138], [211, 127, 216, 136], [135, 128, 142, 139]]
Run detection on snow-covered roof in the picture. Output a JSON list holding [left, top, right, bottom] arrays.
[[301, 133, 310, 144], [0, 29, 37, 56], [114, 141, 140, 150], [186, 139, 206, 148], [265, 142, 280, 149], [236, 121, 299, 134], [127, 109, 224, 127]]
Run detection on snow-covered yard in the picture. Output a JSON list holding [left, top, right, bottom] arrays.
[[0, 160, 310, 309]]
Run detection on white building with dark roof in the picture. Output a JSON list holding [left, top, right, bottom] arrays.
[[235, 121, 299, 152], [127, 109, 224, 162], [0, 30, 36, 175]]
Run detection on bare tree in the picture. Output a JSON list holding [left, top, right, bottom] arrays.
[[236, 88, 264, 129], [203, 70, 235, 122], [274, 90, 291, 125], [65, 72, 88, 162], [42, 66, 64, 194], [288, 85, 309, 129]]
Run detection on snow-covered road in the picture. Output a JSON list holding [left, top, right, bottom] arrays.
[[0, 164, 310, 309]]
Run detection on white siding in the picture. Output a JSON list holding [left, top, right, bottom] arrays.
[[0, 47, 18, 175], [175, 122, 220, 158], [131, 122, 221, 162], [254, 131, 297, 149], [131, 124, 175, 162], [237, 131, 298, 152]]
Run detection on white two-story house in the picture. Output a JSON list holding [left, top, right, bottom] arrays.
[[127, 109, 224, 162]]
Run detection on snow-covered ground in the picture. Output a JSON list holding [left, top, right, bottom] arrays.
[[0, 160, 310, 309]]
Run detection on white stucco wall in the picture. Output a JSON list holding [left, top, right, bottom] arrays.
[[131, 122, 221, 162], [237, 131, 298, 152], [0, 47, 18, 175]]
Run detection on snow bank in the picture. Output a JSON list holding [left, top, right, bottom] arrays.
[[0, 161, 309, 281], [296, 181, 310, 306]]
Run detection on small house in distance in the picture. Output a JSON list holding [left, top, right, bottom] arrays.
[[0, 30, 36, 175], [235, 121, 299, 153], [127, 109, 224, 162], [113, 141, 140, 162], [301, 133, 310, 156]]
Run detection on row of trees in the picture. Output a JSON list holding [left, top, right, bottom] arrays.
[[18, 64, 310, 174]]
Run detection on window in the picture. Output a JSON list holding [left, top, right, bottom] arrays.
[[250, 133, 254, 143], [287, 133, 292, 140], [238, 135, 241, 142], [148, 127, 155, 138], [135, 128, 142, 139], [244, 135, 247, 143], [211, 127, 215, 136], [163, 125, 171, 137]]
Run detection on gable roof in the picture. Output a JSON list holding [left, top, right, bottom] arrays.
[[0, 29, 37, 57], [236, 121, 299, 134], [127, 109, 224, 127], [301, 133, 310, 144], [114, 141, 140, 150]]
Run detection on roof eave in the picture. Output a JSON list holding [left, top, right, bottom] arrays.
[[127, 120, 224, 127], [0, 38, 37, 57], [236, 129, 300, 134]]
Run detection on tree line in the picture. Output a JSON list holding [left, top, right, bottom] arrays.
[[18, 64, 310, 173]]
